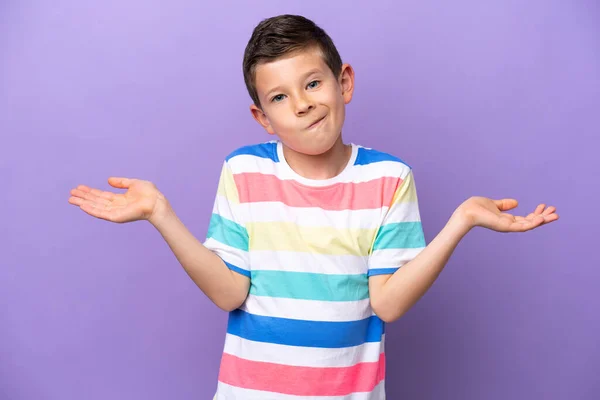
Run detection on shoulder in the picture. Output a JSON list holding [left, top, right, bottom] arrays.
[[224, 141, 280, 175], [353, 144, 413, 180], [225, 141, 279, 163]]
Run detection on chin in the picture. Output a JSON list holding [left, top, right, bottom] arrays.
[[292, 139, 339, 156], [277, 125, 343, 155]]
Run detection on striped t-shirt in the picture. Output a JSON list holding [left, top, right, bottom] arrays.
[[204, 140, 426, 399]]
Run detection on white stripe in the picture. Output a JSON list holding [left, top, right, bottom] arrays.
[[241, 294, 373, 322], [228, 153, 409, 184], [203, 238, 250, 273], [236, 200, 420, 228], [212, 194, 234, 219], [215, 379, 385, 399], [239, 201, 387, 229], [222, 333, 385, 368], [350, 160, 410, 183], [212, 194, 248, 221], [383, 201, 421, 223], [368, 247, 425, 269], [251, 251, 368, 275], [227, 153, 283, 176]]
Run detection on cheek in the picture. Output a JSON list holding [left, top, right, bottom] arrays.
[[319, 85, 340, 104], [324, 90, 345, 120], [268, 108, 295, 131], [337, 102, 346, 121]]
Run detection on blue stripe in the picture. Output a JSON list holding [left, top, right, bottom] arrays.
[[225, 142, 279, 162], [250, 270, 369, 301], [206, 213, 249, 251], [223, 261, 250, 278], [354, 147, 410, 167], [227, 310, 384, 348], [373, 222, 426, 250], [368, 267, 399, 277]]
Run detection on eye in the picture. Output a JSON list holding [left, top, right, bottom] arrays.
[[271, 94, 286, 103], [307, 80, 320, 89]]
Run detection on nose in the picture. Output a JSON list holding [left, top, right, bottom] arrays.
[[294, 93, 315, 116]]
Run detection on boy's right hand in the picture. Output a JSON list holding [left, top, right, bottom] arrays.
[[68, 177, 166, 224]]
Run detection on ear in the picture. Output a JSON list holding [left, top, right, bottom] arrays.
[[250, 104, 276, 135], [338, 63, 355, 105]]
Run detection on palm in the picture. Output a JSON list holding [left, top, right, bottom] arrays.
[[68, 177, 160, 223], [461, 196, 559, 233]]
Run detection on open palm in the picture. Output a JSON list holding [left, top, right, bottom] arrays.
[[68, 177, 162, 223], [460, 196, 559, 232]]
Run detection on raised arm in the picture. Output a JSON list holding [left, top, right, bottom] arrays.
[[68, 177, 250, 311]]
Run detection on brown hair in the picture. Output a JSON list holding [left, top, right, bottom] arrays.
[[243, 14, 343, 108]]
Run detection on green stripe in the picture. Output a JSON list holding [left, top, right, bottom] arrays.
[[250, 270, 369, 301], [372, 222, 425, 250], [206, 213, 248, 251]]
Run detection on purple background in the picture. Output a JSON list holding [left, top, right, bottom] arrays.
[[1, 1, 598, 399]]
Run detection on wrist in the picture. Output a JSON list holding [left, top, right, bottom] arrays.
[[448, 206, 475, 237], [148, 194, 175, 228]]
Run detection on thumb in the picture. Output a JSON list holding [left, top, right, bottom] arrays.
[[108, 177, 132, 189], [494, 198, 518, 211]]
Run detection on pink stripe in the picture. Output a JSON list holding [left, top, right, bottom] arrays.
[[218, 352, 386, 396], [234, 173, 401, 211]]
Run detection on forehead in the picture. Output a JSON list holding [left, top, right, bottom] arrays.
[[254, 48, 331, 92]]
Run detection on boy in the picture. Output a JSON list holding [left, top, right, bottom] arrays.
[[68, 14, 558, 400]]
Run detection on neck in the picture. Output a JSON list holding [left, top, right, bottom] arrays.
[[282, 136, 351, 180]]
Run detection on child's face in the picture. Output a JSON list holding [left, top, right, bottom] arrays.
[[250, 47, 354, 156]]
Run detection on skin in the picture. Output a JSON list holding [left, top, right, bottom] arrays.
[[249, 47, 354, 180], [68, 47, 559, 321]]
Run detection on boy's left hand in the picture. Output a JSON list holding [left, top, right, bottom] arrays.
[[456, 197, 559, 233]]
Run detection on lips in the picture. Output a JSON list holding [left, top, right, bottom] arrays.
[[307, 115, 326, 129]]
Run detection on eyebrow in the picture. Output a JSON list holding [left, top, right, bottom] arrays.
[[264, 68, 323, 100]]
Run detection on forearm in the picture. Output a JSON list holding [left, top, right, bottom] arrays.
[[148, 197, 249, 311], [373, 210, 472, 322]]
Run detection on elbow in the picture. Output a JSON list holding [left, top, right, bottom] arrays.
[[219, 303, 238, 313], [377, 311, 402, 324], [216, 296, 246, 312], [220, 289, 250, 312], [371, 300, 405, 323]]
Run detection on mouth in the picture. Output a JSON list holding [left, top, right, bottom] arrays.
[[307, 115, 326, 129]]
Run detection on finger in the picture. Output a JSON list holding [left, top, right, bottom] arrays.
[[542, 206, 556, 216], [69, 188, 89, 199], [494, 198, 518, 211], [75, 184, 92, 193], [542, 213, 559, 223], [512, 217, 545, 232], [89, 188, 116, 201], [534, 204, 546, 215], [108, 177, 132, 189], [70, 188, 111, 206], [68, 196, 84, 206], [528, 213, 558, 228], [516, 214, 543, 226]]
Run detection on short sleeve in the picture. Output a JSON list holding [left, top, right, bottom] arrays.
[[368, 170, 426, 277], [203, 161, 250, 278]]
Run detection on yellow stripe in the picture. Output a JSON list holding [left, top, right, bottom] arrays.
[[216, 162, 239, 204], [391, 171, 418, 205], [248, 222, 377, 255]]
